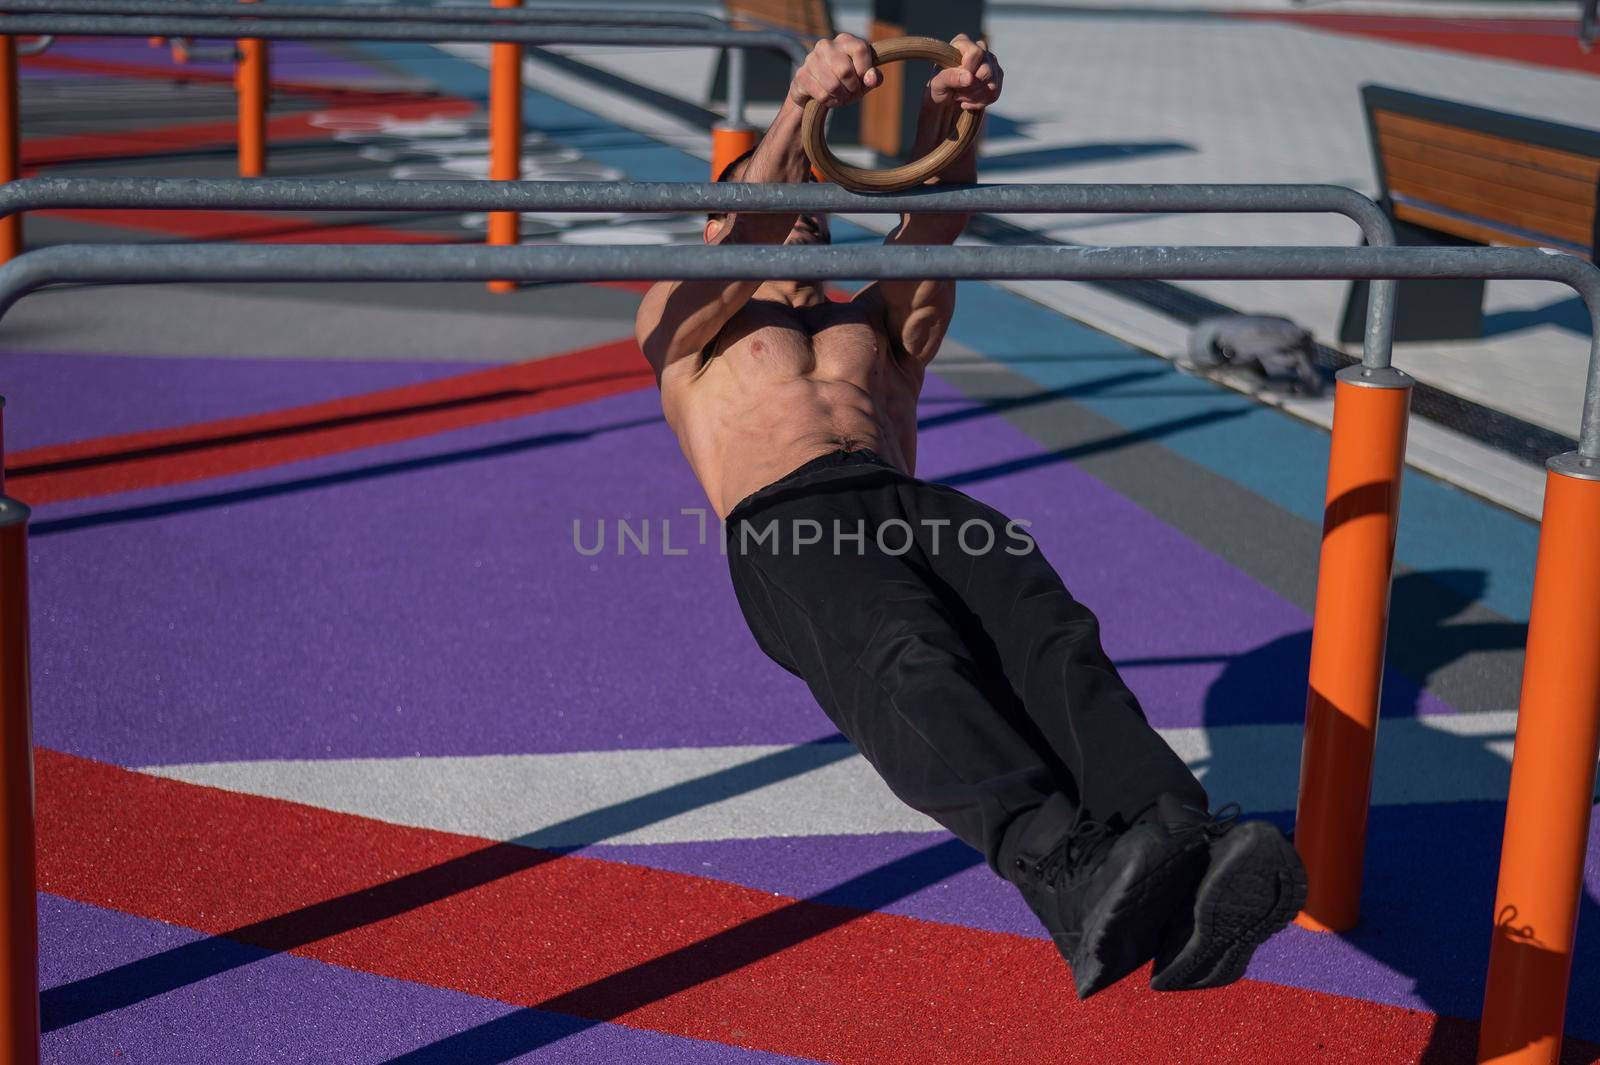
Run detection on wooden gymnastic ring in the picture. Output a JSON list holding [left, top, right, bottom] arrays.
[[800, 36, 982, 193]]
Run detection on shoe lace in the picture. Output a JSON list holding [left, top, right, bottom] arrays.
[[1033, 818, 1116, 887], [1170, 801, 1243, 839]]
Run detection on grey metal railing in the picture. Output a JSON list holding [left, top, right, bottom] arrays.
[[0, 1, 728, 30], [0, 177, 1403, 369], [0, 13, 811, 64], [1, 241, 1595, 453], [0, 7, 801, 129]]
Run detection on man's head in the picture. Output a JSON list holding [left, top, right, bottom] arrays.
[[704, 148, 830, 247]]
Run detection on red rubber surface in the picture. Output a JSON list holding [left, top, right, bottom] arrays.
[[1238, 13, 1600, 76], [40, 748, 1594, 1064], [7, 337, 653, 505], [22, 97, 475, 171]]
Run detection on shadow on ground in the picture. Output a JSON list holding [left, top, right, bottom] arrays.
[[979, 141, 1195, 173], [1190, 567, 1600, 1058]]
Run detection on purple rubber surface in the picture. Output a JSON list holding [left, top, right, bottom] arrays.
[[40, 893, 814, 1063], [2, 352, 486, 451], [24, 359, 1449, 765]]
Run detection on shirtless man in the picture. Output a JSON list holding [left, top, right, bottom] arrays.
[[634, 33, 1306, 999]]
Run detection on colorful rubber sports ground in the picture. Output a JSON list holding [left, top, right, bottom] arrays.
[[4, 29, 1600, 1064]]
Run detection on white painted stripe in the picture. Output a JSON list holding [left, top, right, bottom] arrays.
[[144, 741, 942, 846], [141, 713, 1524, 847]]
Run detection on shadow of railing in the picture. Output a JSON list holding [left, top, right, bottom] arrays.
[[939, 407, 1251, 488]]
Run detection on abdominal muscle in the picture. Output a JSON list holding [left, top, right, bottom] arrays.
[[665, 305, 923, 518]]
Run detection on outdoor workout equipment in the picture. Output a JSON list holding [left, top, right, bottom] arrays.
[[0, 181, 1596, 1065], [799, 36, 982, 192], [0, 6, 806, 270]]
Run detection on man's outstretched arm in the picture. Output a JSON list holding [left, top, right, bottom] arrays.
[[635, 36, 883, 382], [869, 35, 1003, 365]]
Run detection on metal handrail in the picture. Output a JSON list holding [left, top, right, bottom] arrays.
[[0, 241, 1594, 453], [0, 177, 1403, 369], [0, 13, 811, 64], [0, 0, 728, 29]]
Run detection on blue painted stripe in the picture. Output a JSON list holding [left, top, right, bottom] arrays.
[[360, 41, 1540, 621], [944, 282, 1541, 619]]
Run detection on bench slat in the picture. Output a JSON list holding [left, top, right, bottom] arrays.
[[728, 0, 833, 37], [1378, 135, 1598, 208], [1388, 179, 1594, 248], [1383, 155, 1597, 231], [1375, 111, 1600, 182], [1392, 201, 1589, 255]]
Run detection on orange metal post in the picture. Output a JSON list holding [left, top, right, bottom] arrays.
[[486, 0, 523, 294], [0, 36, 21, 264], [0, 495, 36, 1065], [1293, 364, 1412, 933], [711, 39, 756, 180], [710, 125, 758, 181], [236, 0, 268, 177], [1477, 455, 1600, 1065]]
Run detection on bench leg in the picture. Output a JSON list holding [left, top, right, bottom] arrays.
[[1341, 276, 1486, 343], [1339, 219, 1486, 344]]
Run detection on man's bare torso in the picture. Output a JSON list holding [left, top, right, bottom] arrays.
[[661, 286, 926, 518]]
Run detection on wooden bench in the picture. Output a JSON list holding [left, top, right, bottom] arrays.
[[725, 0, 835, 38], [1340, 85, 1600, 343]]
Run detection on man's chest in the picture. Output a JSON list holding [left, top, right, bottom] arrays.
[[714, 299, 888, 377]]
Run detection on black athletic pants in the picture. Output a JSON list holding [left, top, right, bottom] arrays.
[[726, 449, 1207, 880]]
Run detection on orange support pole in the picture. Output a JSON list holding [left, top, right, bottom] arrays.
[[713, 124, 761, 181], [486, 0, 522, 294], [236, 0, 268, 177], [0, 36, 21, 264], [1293, 364, 1412, 933], [1477, 455, 1600, 1065], [711, 125, 759, 182], [0, 493, 36, 1065]]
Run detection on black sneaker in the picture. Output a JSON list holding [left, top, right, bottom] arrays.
[[1011, 796, 1210, 1000], [1149, 805, 1308, 992]]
